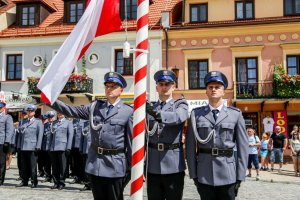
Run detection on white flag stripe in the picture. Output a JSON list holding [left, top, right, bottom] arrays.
[[37, 0, 104, 104]]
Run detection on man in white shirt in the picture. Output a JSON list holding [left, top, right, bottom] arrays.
[[246, 126, 261, 180]]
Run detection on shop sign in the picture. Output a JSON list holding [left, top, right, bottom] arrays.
[[273, 111, 288, 137], [5, 95, 37, 112], [186, 100, 228, 114]]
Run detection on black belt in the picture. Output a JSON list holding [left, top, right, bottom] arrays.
[[148, 143, 182, 151], [198, 148, 233, 157], [91, 144, 125, 155]]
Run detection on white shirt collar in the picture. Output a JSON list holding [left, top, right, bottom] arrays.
[[107, 99, 120, 107], [208, 103, 223, 112], [159, 97, 172, 104]]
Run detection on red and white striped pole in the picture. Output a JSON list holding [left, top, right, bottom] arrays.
[[130, 0, 148, 199]]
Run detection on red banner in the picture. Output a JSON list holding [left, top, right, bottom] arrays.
[[273, 111, 288, 137]]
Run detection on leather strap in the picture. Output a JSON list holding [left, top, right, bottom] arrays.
[[91, 144, 125, 155], [198, 147, 233, 157], [148, 142, 182, 151]]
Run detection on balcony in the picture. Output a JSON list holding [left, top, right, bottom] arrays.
[[28, 74, 93, 95], [235, 81, 274, 99]]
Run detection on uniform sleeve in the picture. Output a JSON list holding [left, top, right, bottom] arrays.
[[125, 111, 133, 171], [51, 100, 90, 120], [186, 110, 197, 179], [160, 100, 189, 125], [4, 115, 14, 144], [67, 120, 74, 150], [36, 120, 44, 149], [235, 111, 248, 182]]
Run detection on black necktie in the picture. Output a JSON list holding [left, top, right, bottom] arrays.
[[107, 105, 114, 115], [160, 101, 166, 109], [212, 109, 219, 121]]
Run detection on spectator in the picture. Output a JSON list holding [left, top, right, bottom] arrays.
[[269, 126, 287, 174], [290, 125, 299, 139], [246, 127, 261, 180], [260, 133, 269, 171], [290, 132, 300, 176]]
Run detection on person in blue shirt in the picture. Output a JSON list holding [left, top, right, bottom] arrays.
[[246, 126, 261, 180]]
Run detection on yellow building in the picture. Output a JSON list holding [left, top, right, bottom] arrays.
[[165, 0, 300, 136]]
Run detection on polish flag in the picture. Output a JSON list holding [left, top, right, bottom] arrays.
[[37, 0, 122, 104]]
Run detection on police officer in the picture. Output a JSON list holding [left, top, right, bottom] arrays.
[[15, 108, 28, 182], [49, 112, 74, 190], [50, 72, 133, 200], [40, 111, 56, 183], [186, 71, 248, 200], [16, 104, 43, 188], [145, 70, 188, 200], [79, 119, 91, 191], [0, 101, 13, 185], [37, 114, 48, 177], [70, 118, 83, 183]]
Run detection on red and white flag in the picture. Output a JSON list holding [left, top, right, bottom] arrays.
[[37, 0, 122, 104]]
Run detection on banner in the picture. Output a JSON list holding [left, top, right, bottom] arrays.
[[273, 111, 288, 137]]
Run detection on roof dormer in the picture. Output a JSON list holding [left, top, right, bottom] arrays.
[[12, 0, 57, 26], [63, 0, 86, 23]]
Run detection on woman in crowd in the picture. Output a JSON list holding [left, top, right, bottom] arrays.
[[290, 132, 300, 176], [260, 133, 269, 171], [290, 125, 299, 139]]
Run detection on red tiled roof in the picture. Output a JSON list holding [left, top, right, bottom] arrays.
[[11, 0, 57, 11], [1, 0, 181, 38], [0, 0, 14, 14]]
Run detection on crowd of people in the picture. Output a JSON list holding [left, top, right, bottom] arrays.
[[4, 105, 91, 191], [247, 124, 300, 179]]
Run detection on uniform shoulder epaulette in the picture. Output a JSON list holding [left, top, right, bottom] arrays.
[[192, 106, 205, 112], [124, 103, 133, 108], [174, 98, 188, 106], [95, 99, 105, 105], [228, 106, 241, 112]]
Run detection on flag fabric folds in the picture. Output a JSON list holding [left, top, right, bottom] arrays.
[[37, 0, 122, 105]]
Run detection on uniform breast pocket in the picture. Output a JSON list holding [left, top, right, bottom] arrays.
[[220, 123, 235, 140], [196, 122, 212, 139], [110, 119, 126, 134]]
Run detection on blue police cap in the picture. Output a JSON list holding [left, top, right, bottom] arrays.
[[41, 114, 48, 120], [26, 104, 37, 111], [104, 72, 127, 88], [154, 70, 176, 83], [204, 71, 228, 89], [21, 107, 27, 114], [0, 101, 6, 108], [46, 111, 56, 118]]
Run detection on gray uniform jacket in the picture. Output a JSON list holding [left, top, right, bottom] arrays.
[[186, 105, 248, 186], [147, 98, 188, 174], [42, 122, 53, 151], [51, 100, 133, 178], [72, 118, 82, 149], [0, 112, 13, 144], [17, 118, 43, 151], [79, 120, 91, 155], [49, 118, 74, 151], [11, 129, 17, 147]]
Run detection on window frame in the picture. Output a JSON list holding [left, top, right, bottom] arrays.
[[6, 54, 23, 81], [286, 55, 300, 75], [235, 57, 258, 83], [188, 59, 209, 89], [64, 0, 86, 23], [17, 4, 40, 26], [284, 0, 300, 16], [189, 3, 208, 23], [114, 49, 133, 76], [235, 0, 255, 20]]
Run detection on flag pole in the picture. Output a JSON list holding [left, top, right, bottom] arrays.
[[130, 0, 149, 199]]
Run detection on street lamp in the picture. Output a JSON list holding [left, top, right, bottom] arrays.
[[161, 11, 170, 70]]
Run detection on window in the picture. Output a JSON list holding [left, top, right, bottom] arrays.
[[284, 0, 300, 16], [235, 0, 254, 20], [19, 5, 38, 26], [6, 54, 22, 80], [65, 1, 85, 23], [190, 4, 208, 22], [236, 58, 257, 96], [115, 50, 133, 75], [188, 60, 208, 89], [287, 56, 300, 75], [120, 0, 137, 20]]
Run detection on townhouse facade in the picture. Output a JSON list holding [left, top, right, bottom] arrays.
[[0, 0, 181, 121], [165, 0, 300, 136]]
